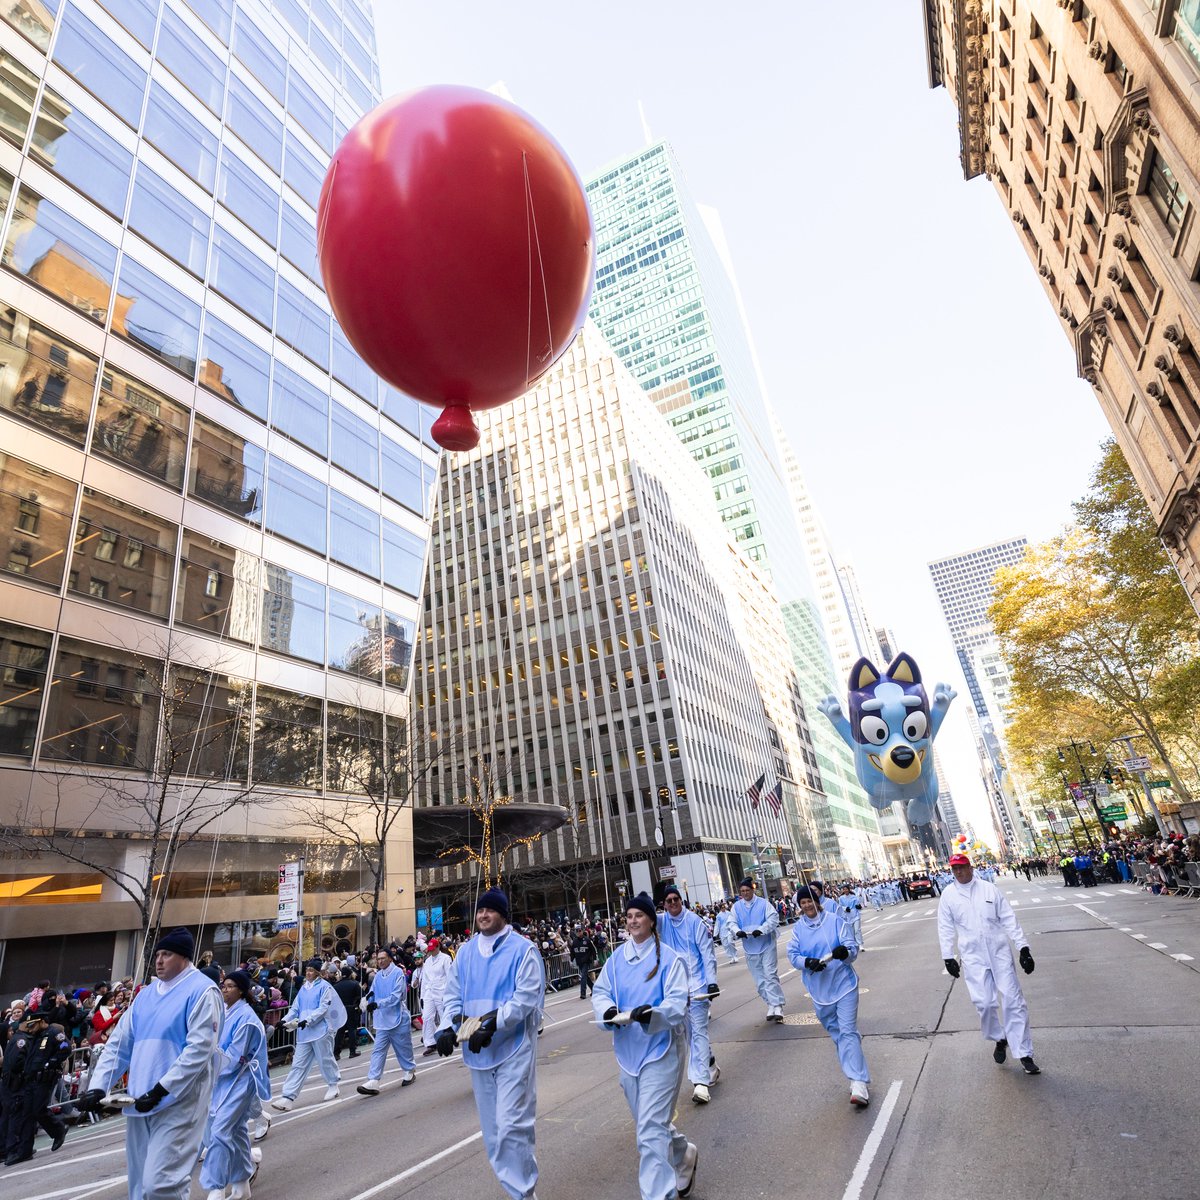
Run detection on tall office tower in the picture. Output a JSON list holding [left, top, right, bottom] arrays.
[[929, 538, 1031, 854], [414, 328, 824, 916], [0, 0, 438, 990], [585, 141, 880, 874], [924, 1, 1200, 618], [934, 755, 963, 840]]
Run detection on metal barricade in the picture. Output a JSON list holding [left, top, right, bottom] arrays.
[[543, 951, 581, 992]]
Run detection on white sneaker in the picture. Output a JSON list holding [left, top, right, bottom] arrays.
[[229, 1182, 252, 1200], [206, 1190, 225, 1200], [199, 1144, 208, 1163], [356, 1079, 381, 1095], [676, 1141, 698, 1197], [252, 1114, 270, 1141], [400, 1069, 415, 1086], [710, 1064, 721, 1085], [270, 1097, 293, 1112], [322, 1084, 339, 1101], [250, 1147, 262, 1165], [850, 1080, 870, 1108], [691, 1083, 710, 1104]]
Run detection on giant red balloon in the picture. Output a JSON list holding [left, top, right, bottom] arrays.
[[317, 86, 595, 451]]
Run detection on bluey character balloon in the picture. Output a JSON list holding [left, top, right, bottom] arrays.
[[818, 653, 956, 825]]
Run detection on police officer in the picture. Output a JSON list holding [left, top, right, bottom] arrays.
[[1, 1000, 70, 1165], [569, 926, 598, 999]]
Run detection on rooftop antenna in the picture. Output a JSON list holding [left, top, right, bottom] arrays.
[[638, 99, 653, 147]]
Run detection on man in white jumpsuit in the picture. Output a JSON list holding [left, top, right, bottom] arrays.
[[713, 904, 739, 965], [418, 938, 452, 1057], [938, 853, 1040, 1075], [731, 878, 785, 1022], [80, 927, 223, 1200]]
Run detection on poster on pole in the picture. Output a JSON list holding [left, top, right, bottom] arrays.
[[277, 860, 303, 930]]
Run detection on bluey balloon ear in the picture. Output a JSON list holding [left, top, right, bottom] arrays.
[[887, 653, 922, 685], [849, 658, 879, 691]]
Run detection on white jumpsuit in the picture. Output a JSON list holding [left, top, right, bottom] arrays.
[[937, 876, 1034, 1058]]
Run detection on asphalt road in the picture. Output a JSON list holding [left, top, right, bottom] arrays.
[[13, 876, 1200, 1200]]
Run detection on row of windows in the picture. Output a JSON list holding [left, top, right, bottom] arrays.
[[0, 620, 398, 793]]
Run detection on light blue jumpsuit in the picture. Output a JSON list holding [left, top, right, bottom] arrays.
[[439, 927, 544, 1200], [658, 906, 718, 1086], [89, 967, 223, 1200], [713, 909, 739, 963], [200, 998, 270, 1192], [365, 962, 415, 1081], [836, 891, 864, 947], [279, 978, 339, 1101], [786, 911, 868, 1085], [593, 937, 691, 1200], [731, 895, 785, 1010]]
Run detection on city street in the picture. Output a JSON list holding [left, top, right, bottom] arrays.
[[14, 877, 1200, 1200]]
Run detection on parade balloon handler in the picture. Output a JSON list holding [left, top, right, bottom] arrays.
[[271, 959, 340, 1110], [787, 885, 871, 1108], [714, 903, 740, 965], [357, 948, 416, 1094], [78, 927, 223, 1200], [593, 894, 698, 1200], [938, 854, 1041, 1075], [732, 877, 786, 1022], [317, 85, 595, 453], [200, 971, 269, 1200], [819, 652, 956, 826], [657, 884, 721, 1104], [435, 889, 545, 1200]]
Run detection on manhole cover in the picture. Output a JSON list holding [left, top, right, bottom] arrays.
[[781, 1012, 820, 1025]]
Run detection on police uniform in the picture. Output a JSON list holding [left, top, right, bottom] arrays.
[[1, 1012, 69, 1164]]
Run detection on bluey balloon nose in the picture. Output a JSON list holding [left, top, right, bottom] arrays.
[[890, 746, 915, 768]]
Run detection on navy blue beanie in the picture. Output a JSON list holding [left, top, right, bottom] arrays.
[[476, 888, 509, 920], [153, 927, 195, 959], [625, 892, 657, 925]]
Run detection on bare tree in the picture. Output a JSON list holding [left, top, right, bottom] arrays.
[[1, 650, 260, 981]]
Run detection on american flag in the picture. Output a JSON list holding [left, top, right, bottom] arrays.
[[766, 780, 783, 816], [747, 773, 766, 809]]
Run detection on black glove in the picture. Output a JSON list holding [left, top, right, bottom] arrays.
[[133, 1082, 168, 1113], [831, 945, 850, 961], [706, 983, 720, 999], [629, 1004, 653, 1025], [435, 1027, 457, 1057], [804, 956, 825, 972], [467, 1010, 498, 1054], [76, 1088, 105, 1112], [1019, 947, 1035, 975], [734, 930, 747, 939], [297, 1019, 308, 1029], [751, 929, 763, 938], [944, 958, 960, 978], [366, 1002, 378, 1013], [601, 1005, 619, 1026]]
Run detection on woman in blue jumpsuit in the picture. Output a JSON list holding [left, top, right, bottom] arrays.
[[201, 970, 269, 1200], [593, 894, 698, 1200], [786, 884, 871, 1108]]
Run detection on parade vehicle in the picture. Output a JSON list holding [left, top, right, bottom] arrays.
[[908, 875, 936, 899]]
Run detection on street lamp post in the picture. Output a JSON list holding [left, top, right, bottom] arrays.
[[1111, 733, 1169, 837], [1057, 740, 1107, 839]]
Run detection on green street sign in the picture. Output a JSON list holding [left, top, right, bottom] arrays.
[[1148, 779, 1172, 790], [1099, 803, 1128, 821]]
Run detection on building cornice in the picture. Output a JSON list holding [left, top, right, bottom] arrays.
[[954, 0, 989, 180]]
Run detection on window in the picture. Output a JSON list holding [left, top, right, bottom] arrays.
[[169, 666, 250, 779], [270, 361, 328, 455], [280, 202, 319, 282], [259, 563, 325, 663], [93, 365, 190, 489], [128, 164, 210, 276], [0, 308, 98, 446], [2, 0, 60, 50], [331, 402, 379, 486], [275, 278, 330, 370], [184, 0, 232, 43], [210, 227, 275, 328], [0, 51, 41, 150], [0, 455, 76, 588], [2, 185, 117, 322], [382, 520, 425, 596], [175, 529, 259, 642], [144, 82, 219, 192], [157, 6, 225, 115], [17, 498, 39, 533], [283, 132, 324, 210], [53, 4, 146, 127], [332, 321, 376, 401], [199, 315, 270, 421], [113, 257, 201, 377], [226, 76, 282, 173], [1146, 146, 1188, 238], [30, 90, 133, 218], [0, 622, 51, 757], [252, 686, 323, 789], [326, 705, 384, 795], [265, 455, 327, 553], [383, 612, 414, 688], [97, 0, 157, 46], [188, 414, 265, 524], [381, 435, 426, 513], [328, 589, 382, 680], [217, 148, 278, 247], [329, 490, 380, 578], [233, 10, 285, 103], [380, 385, 421, 438], [287, 72, 334, 155]]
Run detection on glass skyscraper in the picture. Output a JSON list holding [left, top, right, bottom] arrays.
[[0, 0, 437, 989]]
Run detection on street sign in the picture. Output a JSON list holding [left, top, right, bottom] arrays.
[[1094, 782, 1110, 799], [1099, 803, 1128, 822], [1149, 779, 1172, 789], [1049, 819, 1072, 834], [658, 865, 677, 880], [1123, 756, 1152, 771], [277, 860, 302, 930]]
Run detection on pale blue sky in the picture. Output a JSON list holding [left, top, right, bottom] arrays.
[[374, 2, 1113, 846]]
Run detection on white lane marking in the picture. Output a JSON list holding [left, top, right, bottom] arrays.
[[346, 1132, 485, 1200], [1030, 898, 1042, 904], [1148, 942, 1168, 950], [882, 914, 898, 921], [1022, 889, 1031, 893], [841, 1079, 903, 1200], [1096, 890, 1113, 897], [7, 1173, 127, 1196], [1011, 900, 1020, 905], [1172, 954, 1195, 962], [4, 1147, 125, 1178], [52, 1181, 124, 1200], [1119, 927, 1132, 932], [1132, 934, 1148, 939]]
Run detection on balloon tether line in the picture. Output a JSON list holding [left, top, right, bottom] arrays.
[[523, 151, 552, 386]]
